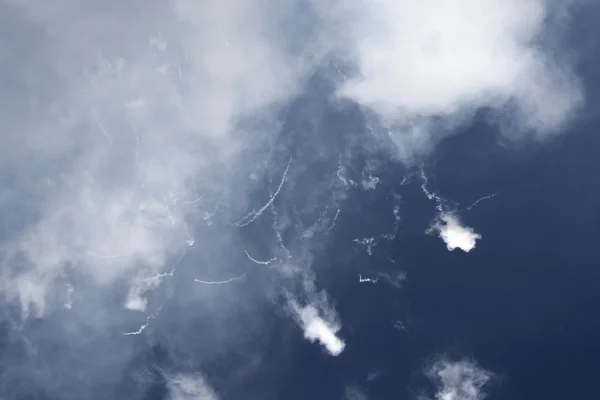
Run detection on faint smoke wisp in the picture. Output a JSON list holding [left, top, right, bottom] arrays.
[[426, 358, 494, 400], [166, 373, 219, 400]]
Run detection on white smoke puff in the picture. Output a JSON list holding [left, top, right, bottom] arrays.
[[322, 0, 583, 158], [300, 305, 346, 356], [429, 213, 481, 252], [427, 359, 493, 400], [166, 373, 219, 400], [289, 300, 346, 356]]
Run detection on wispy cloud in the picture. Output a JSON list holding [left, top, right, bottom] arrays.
[[166, 373, 219, 400], [426, 358, 494, 400]]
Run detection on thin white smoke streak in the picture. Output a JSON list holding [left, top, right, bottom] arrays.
[[420, 170, 444, 212], [327, 208, 341, 230], [267, 166, 292, 257], [458, 192, 499, 212], [269, 201, 285, 246], [123, 305, 164, 336], [194, 274, 246, 285], [331, 60, 348, 82], [233, 158, 292, 227], [143, 250, 187, 284], [244, 250, 278, 265], [358, 274, 377, 283], [123, 315, 154, 336], [303, 196, 338, 238], [419, 169, 493, 216], [163, 198, 177, 226], [95, 120, 113, 146]]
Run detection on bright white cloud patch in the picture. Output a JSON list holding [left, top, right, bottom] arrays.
[[429, 214, 481, 252], [167, 374, 218, 400], [299, 305, 346, 356], [290, 301, 346, 356], [320, 0, 582, 158], [427, 359, 493, 400]]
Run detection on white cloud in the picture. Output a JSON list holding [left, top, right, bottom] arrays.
[[428, 213, 481, 252], [427, 359, 494, 400], [167, 373, 219, 400], [317, 0, 583, 159]]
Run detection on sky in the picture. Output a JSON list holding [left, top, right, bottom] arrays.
[[0, 0, 598, 399]]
